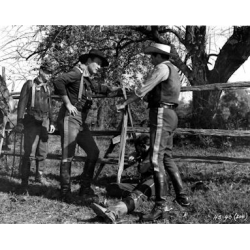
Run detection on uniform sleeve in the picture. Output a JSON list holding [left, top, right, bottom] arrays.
[[53, 70, 79, 96], [17, 81, 31, 121], [91, 80, 110, 95], [135, 64, 170, 98]]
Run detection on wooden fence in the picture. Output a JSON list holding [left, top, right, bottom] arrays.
[[2, 81, 250, 182]]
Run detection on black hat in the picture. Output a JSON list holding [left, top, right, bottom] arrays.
[[79, 49, 109, 67]]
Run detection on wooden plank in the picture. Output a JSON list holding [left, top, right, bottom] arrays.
[[2, 152, 119, 164], [125, 127, 250, 138], [181, 81, 250, 92], [117, 112, 128, 183], [10, 81, 250, 100], [8, 127, 250, 138], [3, 151, 250, 165], [117, 86, 129, 183], [0, 115, 7, 155]]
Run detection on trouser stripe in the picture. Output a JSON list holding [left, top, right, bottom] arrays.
[[62, 116, 70, 162], [152, 108, 164, 172]]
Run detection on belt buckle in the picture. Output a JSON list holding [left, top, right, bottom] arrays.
[[161, 103, 174, 109]]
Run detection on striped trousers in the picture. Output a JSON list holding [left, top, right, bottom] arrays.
[[149, 107, 179, 204]]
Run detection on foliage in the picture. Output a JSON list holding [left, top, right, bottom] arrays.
[[219, 89, 250, 130], [11, 25, 250, 129]]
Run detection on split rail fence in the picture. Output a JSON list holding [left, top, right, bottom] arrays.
[[2, 80, 250, 183]]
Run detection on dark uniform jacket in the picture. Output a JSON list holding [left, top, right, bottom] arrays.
[[53, 66, 112, 106], [17, 77, 53, 124]]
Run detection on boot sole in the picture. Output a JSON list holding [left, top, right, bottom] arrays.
[[91, 203, 115, 224], [175, 199, 191, 207]]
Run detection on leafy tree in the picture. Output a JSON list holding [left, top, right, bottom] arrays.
[[218, 89, 250, 129], [26, 25, 250, 129]]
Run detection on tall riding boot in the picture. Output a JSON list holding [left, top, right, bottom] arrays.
[[21, 157, 31, 189], [79, 160, 97, 196], [91, 201, 129, 224], [168, 171, 190, 207], [60, 162, 72, 202], [142, 172, 172, 222]]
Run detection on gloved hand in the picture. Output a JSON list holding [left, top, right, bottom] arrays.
[[13, 119, 24, 133], [128, 152, 137, 163], [116, 102, 126, 112], [48, 124, 55, 134]]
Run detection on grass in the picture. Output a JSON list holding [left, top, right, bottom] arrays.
[[0, 135, 250, 224]]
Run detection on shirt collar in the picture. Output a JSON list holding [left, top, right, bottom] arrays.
[[159, 60, 170, 66], [34, 77, 48, 91], [75, 64, 90, 77]]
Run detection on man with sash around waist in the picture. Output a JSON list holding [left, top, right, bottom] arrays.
[[14, 62, 55, 193], [117, 43, 190, 222], [54, 49, 120, 202]]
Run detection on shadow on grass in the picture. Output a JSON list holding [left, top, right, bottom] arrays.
[[0, 173, 101, 208]]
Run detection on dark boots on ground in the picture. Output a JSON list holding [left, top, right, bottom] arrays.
[[141, 172, 172, 222], [19, 157, 30, 194], [168, 171, 190, 207], [60, 161, 72, 202], [79, 161, 96, 197]]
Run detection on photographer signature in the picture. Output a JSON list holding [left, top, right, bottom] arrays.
[[213, 213, 248, 222]]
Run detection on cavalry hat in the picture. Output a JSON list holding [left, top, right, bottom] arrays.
[[79, 49, 109, 67], [144, 43, 176, 57]]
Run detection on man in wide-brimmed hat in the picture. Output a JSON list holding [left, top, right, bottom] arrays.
[[14, 61, 55, 192], [116, 43, 190, 222], [54, 49, 120, 202]]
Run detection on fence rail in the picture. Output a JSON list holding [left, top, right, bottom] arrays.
[[9, 81, 250, 99], [2, 80, 250, 180], [3, 152, 250, 166]]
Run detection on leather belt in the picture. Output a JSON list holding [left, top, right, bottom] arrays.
[[159, 103, 177, 109]]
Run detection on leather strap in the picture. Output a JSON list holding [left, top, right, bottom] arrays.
[[78, 74, 84, 101]]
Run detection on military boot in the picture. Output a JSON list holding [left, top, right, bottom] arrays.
[[141, 172, 172, 222], [16, 157, 31, 194], [79, 161, 96, 197], [91, 201, 128, 224], [60, 162, 72, 203], [168, 171, 190, 207]]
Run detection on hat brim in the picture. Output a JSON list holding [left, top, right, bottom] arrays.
[[144, 46, 177, 57], [79, 54, 109, 67]]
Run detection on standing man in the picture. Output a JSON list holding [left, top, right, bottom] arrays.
[[15, 62, 55, 192], [117, 43, 190, 222], [54, 49, 120, 202]]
